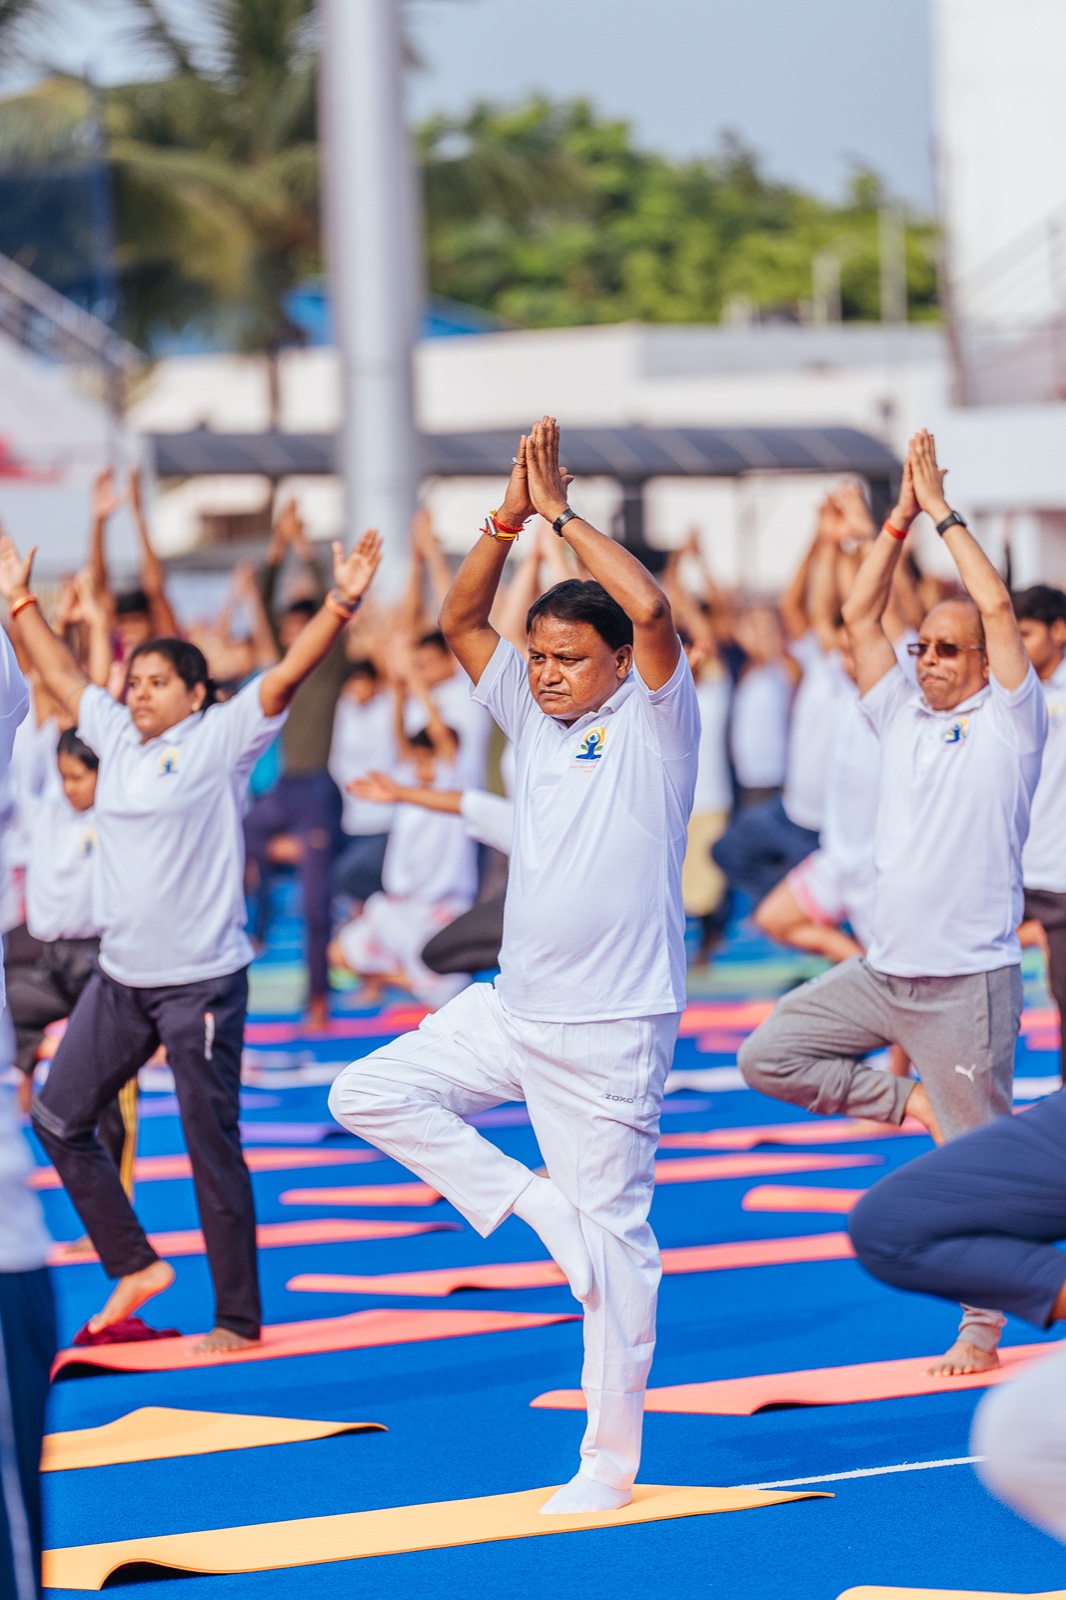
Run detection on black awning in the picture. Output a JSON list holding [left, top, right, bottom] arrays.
[[149, 424, 898, 483]]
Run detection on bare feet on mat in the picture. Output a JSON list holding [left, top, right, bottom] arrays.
[[87, 1259, 175, 1334], [511, 1175, 593, 1302], [540, 1472, 632, 1515], [926, 1339, 1000, 1376], [904, 1082, 944, 1144], [62, 1236, 98, 1260], [194, 1326, 259, 1354]]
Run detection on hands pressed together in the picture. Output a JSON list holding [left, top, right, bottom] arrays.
[[495, 417, 575, 535]]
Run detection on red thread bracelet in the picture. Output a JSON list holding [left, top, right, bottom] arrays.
[[9, 594, 38, 619], [883, 520, 908, 541], [489, 510, 525, 535]]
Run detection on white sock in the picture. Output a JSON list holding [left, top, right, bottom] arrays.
[[511, 1175, 593, 1302], [540, 1471, 632, 1515]]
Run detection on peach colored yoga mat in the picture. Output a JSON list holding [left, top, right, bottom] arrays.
[[742, 1185, 865, 1213], [837, 1590, 1066, 1599], [244, 1004, 427, 1045], [43, 1480, 828, 1589], [659, 1117, 925, 1152], [51, 1308, 577, 1379], [281, 1183, 442, 1207], [48, 1217, 456, 1266], [653, 1152, 880, 1184], [289, 1232, 856, 1298], [28, 1147, 381, 1190], [531, 1341, 1063, 1416], [41, 1407, 385, 1472]]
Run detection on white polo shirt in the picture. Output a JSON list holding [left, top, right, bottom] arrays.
[[78, 678, 286, 988], [329, 692, 397, 837], [0, 629, 29, 972], [729, 661, 792, 790], [783, 637, 842, 831], [1022, 656, 1066, 893], [406, 669, 493, 789], [0, 1088, 50, 1272], [381, 761, 478, 906], [26, 785, 98, 943], [862, 663, 1047, 977], [460, 790, 514, 855], [472, 638, 699, 1022]]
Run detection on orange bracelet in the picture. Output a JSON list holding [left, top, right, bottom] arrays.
[[9, 594, 38, 619], [883, 520, 908, 541], [324, 590, 360, 621]]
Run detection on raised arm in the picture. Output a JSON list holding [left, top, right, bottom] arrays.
[[780, 533, 817, 643], [232, 561, 279, 669], [841, 455, 920, 695], [349, 770, 462, 816], [909, 429, 1029, 691], [73, 569, 117, 688], [396, 647, 458, 764], [258, 531, 382, 717], [127, 469, 179, 638], [525, 417, 680, 690], [439, 440, 536, 682], [0, 539, 89, 719], [88, 468, 120, 623]]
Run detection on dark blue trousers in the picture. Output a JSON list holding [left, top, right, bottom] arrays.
[[711, 795, 819, 908], [0, 1267, 55, 1600], [849, 1089, 1066, 1328]]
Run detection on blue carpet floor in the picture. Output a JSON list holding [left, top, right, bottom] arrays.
[[32, 891, 1066, 1599]]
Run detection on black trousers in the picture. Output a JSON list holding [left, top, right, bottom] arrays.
[[331, 832, 389, 903], [0, 1267, 55, 1600], [32, 965, 260, 1340], [421, 895, 505, 976], [849, 1086, 1066, 1329], [1023, 886, 1066, 1081], [712, 795, 819, 908], [244, 771, 343, 1001], [8, 935, 99, 1078]]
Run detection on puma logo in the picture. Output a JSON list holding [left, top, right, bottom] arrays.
[[954, 1063, 977, 1083]]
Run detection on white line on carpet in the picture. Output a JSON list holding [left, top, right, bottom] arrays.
[[736, 1456, 984, 1490]]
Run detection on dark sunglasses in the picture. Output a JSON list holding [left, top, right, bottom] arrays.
[[906, 640, 986, 661]]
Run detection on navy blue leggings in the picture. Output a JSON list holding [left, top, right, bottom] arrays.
[[849, 1089, 1066, 1329]]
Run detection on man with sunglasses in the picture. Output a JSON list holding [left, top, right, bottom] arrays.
[[740, 429, 1047, 1376]]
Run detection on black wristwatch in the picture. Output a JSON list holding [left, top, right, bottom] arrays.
[[935, 510, 968, 537], [552, 507, 579, 537]]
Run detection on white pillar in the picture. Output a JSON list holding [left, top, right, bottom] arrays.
[[320, 0, 421, 591]]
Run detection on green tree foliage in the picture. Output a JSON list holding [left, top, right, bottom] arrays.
[[421, 100, 938, 327]]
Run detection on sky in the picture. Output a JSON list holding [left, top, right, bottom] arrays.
[[10, 0, 937, 210]]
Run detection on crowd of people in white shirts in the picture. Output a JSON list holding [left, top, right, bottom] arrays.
[[6, 420, 1066, 1583]]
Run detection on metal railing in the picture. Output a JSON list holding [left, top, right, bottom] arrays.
[[0, 249, 140, 386]]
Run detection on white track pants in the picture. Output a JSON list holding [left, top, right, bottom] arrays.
[[328, 981, 679, 1490]]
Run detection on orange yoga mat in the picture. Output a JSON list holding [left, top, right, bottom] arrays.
[[42, 1407, 385, 1471], [289, 1231, 856, 1298], [281, 1183, 442, 1207], [742, 1185, 865, 1213], [48, 1217, 456, 1266], [28, 1147, 381, 1190], [659, 1117, 926, 1153], [653, 1152, 880, 1184], [51, 1308, 578, 1380], [837, 1590, 1066, 1599], [43, 1480, 827, 1589], [531, 1341, 1062, 1416]]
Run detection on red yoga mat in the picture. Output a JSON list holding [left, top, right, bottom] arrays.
[[51, 1308, 578, 1380], [48, 1218, 457, 1267], [534, 1341, 1066, 1416], [658, 1118, 926, 1153], [288, 1232, 856, 1298], [244, 1005, 427, 1045], [742, 1186, 865, 1213], [281, 1184, 442, 1207], [28, 1148, 382, 1191], [653, 1152, 880, 1184]]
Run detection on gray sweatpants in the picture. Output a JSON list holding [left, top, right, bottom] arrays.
[[738, 956, 1022, 1350]]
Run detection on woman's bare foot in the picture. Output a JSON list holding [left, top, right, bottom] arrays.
[[194, 1326, 259, 1354], [904, 1082, 944, 1144], [305, 994, 330, 1029], [87, 1259, 175, 1334], [16, 1073, 33, 1114], [61, 1235, 99, 1260], [926, 1339, 1000, 1376]]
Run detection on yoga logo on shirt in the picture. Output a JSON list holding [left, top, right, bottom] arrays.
[[157, 747, 180, 777], [574, 725, 607, 762], [79, 828, 96, 859], [1048, 699, 1065, 728], [943, 717, 969, 747]]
